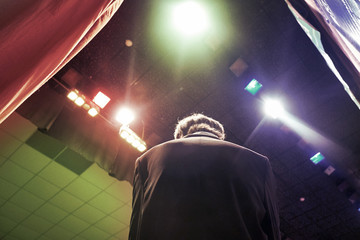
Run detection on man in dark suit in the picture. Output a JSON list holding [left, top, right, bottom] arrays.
[[129, 113, 280, 240]]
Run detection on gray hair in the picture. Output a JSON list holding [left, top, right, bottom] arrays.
[[174, 113, 225, 140]]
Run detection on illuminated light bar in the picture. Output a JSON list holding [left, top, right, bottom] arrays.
[[93, 91, 111, 109], [74, 96, 85, 106], [120, 130, 130, 139], [66, 89, 101, 118], [119, 126, 147, 152], [126, 135, 135, 144], [67, 90, 78, 101], [88, 107, 99, 117], [137, 144, 146, 152], [132, 140, 140, 148], [310, 152, 325, 165], [245, 79, 262, 95]]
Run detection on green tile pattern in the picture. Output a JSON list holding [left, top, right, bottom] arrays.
[[10, 224, 40, 240], [26, 131, 65, 159], [0, 130, 22, 158], [34, 203, 68, 224], [0, 178, 19, 200], [64, 178, 101, 202], [10, 144, 51, 174], [23, 176, 60, 200], [58, 215, 89, 234], [0, 161, 34, 186], [55, 148, 92, 175], [0, 112, 132, 240], [22, 215, 54, 233], [38, 162, 77, 188], [9, 189, 45, 212]]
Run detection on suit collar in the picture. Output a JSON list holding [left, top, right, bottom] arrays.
[[184, 131, 220, 139]]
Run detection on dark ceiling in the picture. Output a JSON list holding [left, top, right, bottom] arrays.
[[17, 0, 360, 239]]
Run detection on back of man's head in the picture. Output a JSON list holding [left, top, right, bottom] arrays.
[[174, 113, 225, 140]]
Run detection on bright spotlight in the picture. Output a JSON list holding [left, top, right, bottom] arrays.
[[264, 99, 285, 119], [172, 1, 210, 37], [116, 107, 135, 125]]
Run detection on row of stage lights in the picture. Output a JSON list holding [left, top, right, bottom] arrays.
[[244, 79, 326, 165], [66, 89, 147, 152]]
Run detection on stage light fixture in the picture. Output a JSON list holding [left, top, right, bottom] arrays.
[[264, 99, 285, 119], [137, 144, 146, 152], [116, 107, 135, 125], [74, 96, 85, 107], [310, 152, 325, 164], [119, 125, 147, 152], [93, 91, 110, 109], [172, 1, 209, 37], [132, 140, 141, 148], [245, 79, 262, 95], [126, 135, 135, 144], [88, 107, 99, 117], [67, 90, 78, 101]]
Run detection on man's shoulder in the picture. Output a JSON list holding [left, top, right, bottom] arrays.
[[140, 137, 267, 160]]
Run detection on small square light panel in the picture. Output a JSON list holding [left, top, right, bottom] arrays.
[[310, 152, 325, 165], [245, 79, 262, 95], [93, 91, 110, 109]]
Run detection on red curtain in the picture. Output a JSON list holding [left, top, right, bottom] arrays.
[[0, 0, 123, 124]]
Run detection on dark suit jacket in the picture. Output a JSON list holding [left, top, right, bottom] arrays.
[[129, 132, 280, 240]]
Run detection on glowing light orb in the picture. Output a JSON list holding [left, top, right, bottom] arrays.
[[172, 1, 210, 37], [116, 107, 135, 125], [264, 99, 285, 119]]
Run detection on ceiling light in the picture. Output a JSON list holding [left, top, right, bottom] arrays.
[[245, 79, 262, 95], [137, 144, 146, 152], [125, 39, 133, 47], [172, 1, 209, 37], [74, 96, 85, 107], [67, 90, 78, 101], [116, 107, 135, 125], [120, 130, 130, 139], [264, 98, 285, 119], [126, 135, 135, 144], [310, 152, 325, 164], [88, 107, 99, 117], [131, 140, 141, 148], [93, 91, 110, 109]]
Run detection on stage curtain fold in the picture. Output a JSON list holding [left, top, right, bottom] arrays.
[[0, 0, 123, 124]]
